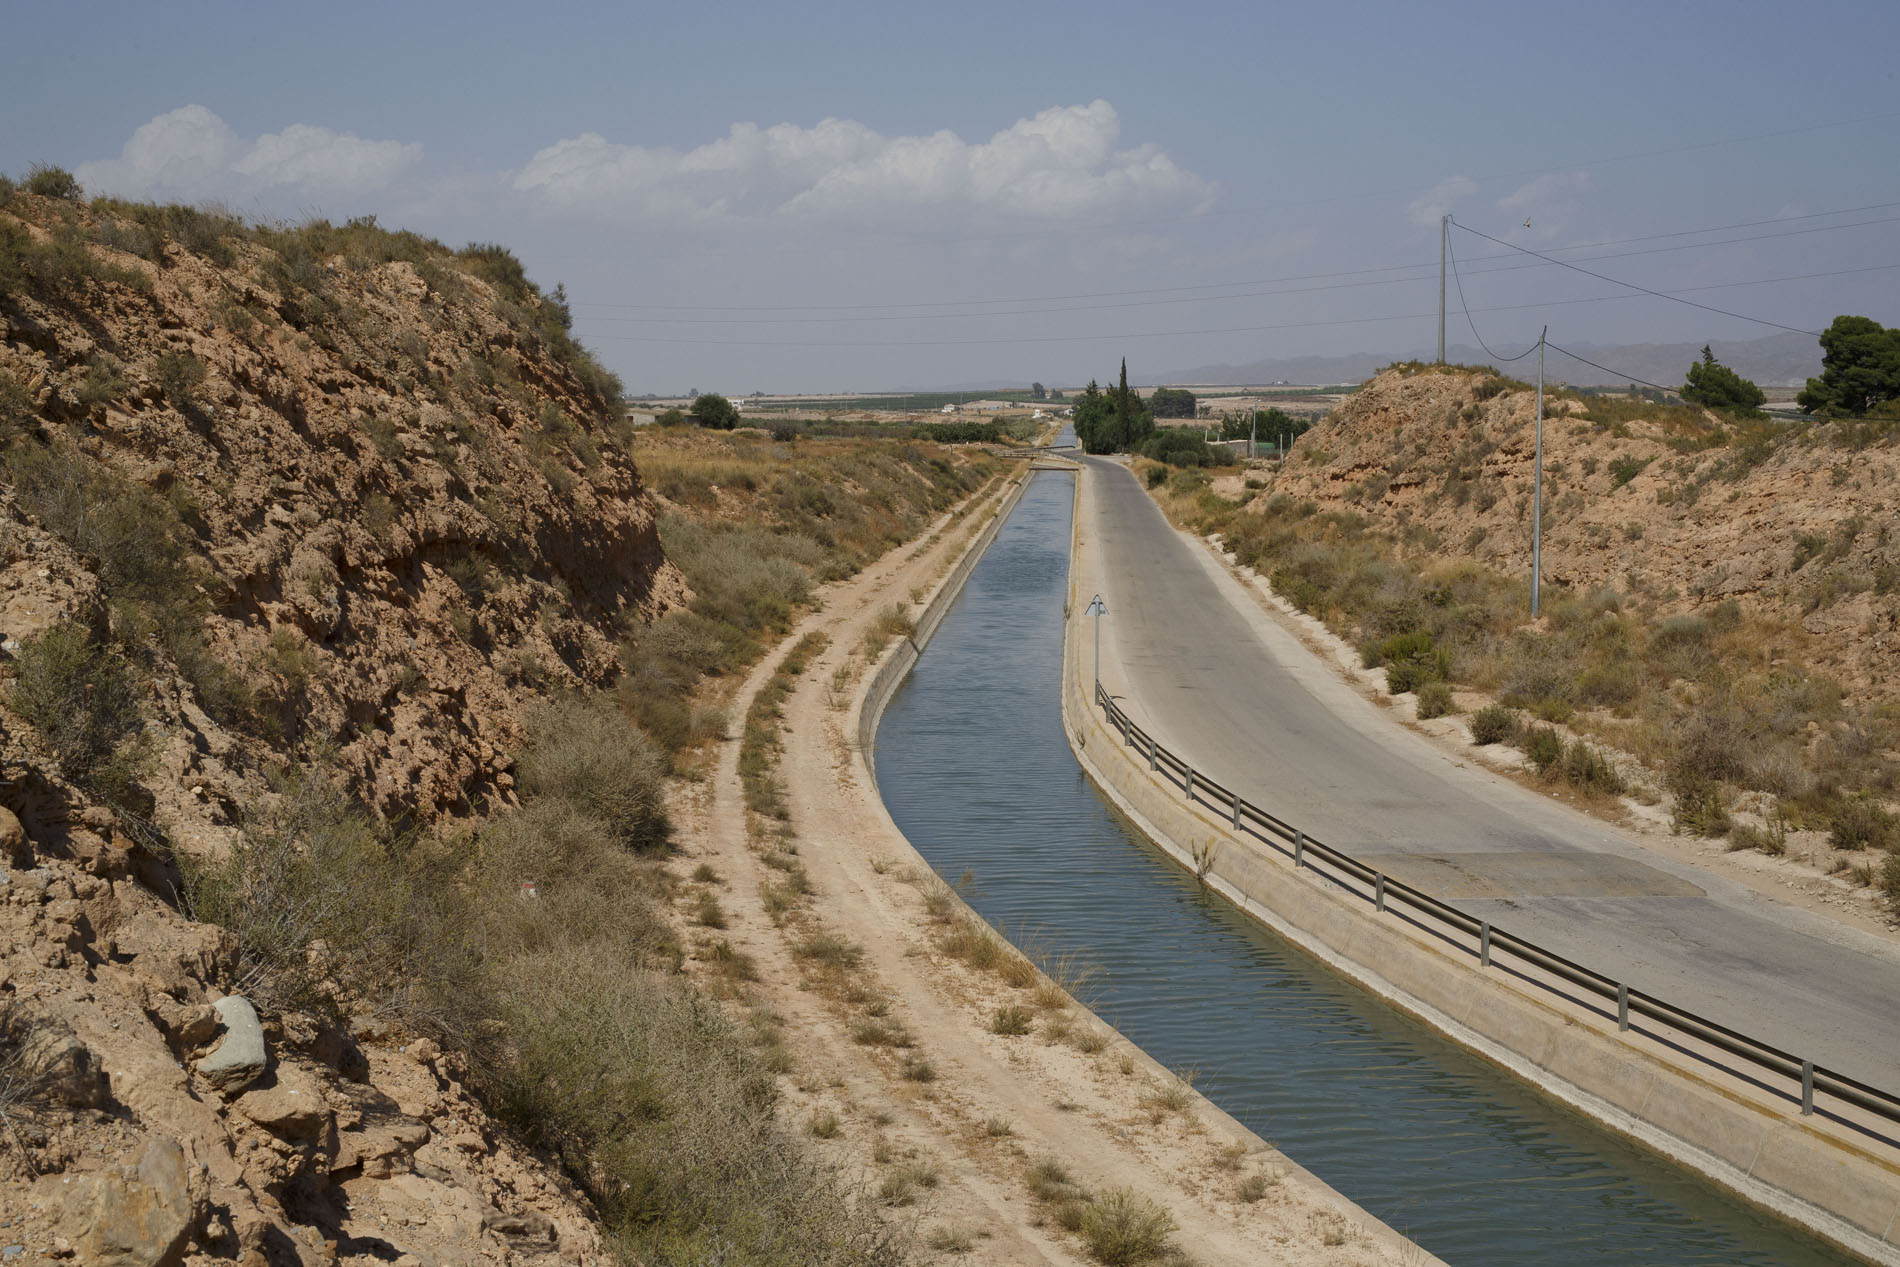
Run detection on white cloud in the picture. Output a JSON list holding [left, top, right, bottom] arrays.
[[77, 105, 421, 201], [1408, 175, 1476, 228], [513, 101, 1211, 224]]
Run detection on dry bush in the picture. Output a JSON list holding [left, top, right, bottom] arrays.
[[8, 620, 148, 801], [991, 1005, 1034, 1036], [182, 767, 408, 1017], [1079, 1189, 1178, 1266], [518, 698, 671, 853], [493, 955, 897, 1265]]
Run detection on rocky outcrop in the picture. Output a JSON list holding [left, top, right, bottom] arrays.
[[1270, 366, 1900, 703], [0, 818, 603, 1264], [0, 192, 686, 838], [0, 193, 637, 1263]]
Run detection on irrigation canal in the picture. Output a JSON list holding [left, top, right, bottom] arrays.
[[873, 468, 1849, 1266]]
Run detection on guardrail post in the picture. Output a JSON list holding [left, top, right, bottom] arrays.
[[1617, 983, 1629, 1032], [1148, 735, 1157, 772], [1480, 921, 1492, 967], [1294, 831, 1304, 869], [1185, 767, 1194, 801], [1231, 795, 1241, 830], [1801, 1061, 1815, 1116], [1375, 873, 1386, 912]]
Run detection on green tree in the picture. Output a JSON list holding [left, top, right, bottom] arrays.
[[689, 392, 741, 429], [1074, 363, 1154, 453], [1030, 381, 1046, 400], [1680, 346, 1765, 416], [1149, 387, 1197, 418], [1073, 380, 1114, 453], [1219, 406, 1310, 446], [1798, 315, 1900, 417], [1113, 359, 1153, 451]]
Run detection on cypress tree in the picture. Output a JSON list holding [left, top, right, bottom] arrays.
[[1116, 358, 1133, 450]]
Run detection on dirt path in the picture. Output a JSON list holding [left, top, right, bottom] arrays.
[[670, 471, 1438, 1264]]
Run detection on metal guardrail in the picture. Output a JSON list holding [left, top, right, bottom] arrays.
[[1093, 681, 1900, 1135]]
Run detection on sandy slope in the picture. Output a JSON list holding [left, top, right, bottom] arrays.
[[669, 470, 1439, 1265]]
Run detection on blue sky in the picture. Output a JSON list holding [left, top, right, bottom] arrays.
[[4, 0, 1897, 392]]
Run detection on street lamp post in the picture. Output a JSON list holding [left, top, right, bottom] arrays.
[[1085, 594, 1108, 688]]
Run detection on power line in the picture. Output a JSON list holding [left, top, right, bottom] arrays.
[[1544, 343, 1680, 396], [1451, 219, 1824, 336], [1447, 233, 1539, 362], [578, 259, 1900, 349], [570, 213, 1900, 328], [572, 200, 1900, 315]]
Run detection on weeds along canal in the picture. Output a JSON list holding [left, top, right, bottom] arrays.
[[873, 469, 1850, 1267]]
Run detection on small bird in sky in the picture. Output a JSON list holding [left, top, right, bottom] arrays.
[[1523, 217, 1532, 228]]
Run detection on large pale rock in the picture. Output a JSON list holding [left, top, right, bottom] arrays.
[[44, 1135, 196, 1267], [195, 996, 266, 1093], [233, 1063, 330, 1140]]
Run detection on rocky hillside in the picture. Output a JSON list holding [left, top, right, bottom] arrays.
[[0, 186, 683, 848], [0, 178, 691, 1263], [1274, 365, 1900, 705]]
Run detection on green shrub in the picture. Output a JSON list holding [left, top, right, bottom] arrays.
[[0, 371, 34, 443], [1829, 797, 1899, 852], [1561, 740, 1625, 794], [1415, 680, 1454, 719], [1669, 773, 1732, 837], [992, 1005, 1033, 1036], [1520, 725, 1563, 775], [1372, 630, 1449, 695], [74, 355, 132, 409], [6, 439, 195, 602], [1881, 854, 1900, 907], [8, 620, 145, 795], [152, 349, 206, 410], [181, 768, 404, 1016], [1468, 703, 1521, 745], [23, 165, 81, 201], [1077, 1189, 1177, 1265], [517, 699, 671, 852]]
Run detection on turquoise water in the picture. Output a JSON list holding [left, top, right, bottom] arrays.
[[874, 470, 1849, 1267]]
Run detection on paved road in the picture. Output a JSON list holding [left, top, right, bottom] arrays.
[[1082, 455, 1900, 1092]]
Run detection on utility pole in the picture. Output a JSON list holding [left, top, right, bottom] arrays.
[[1532, 326, 1546, 619], [1249, 409, 1257, 461], [1438, 215, 1449, 364]]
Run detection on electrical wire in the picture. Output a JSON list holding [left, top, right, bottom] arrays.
[[1447, 232, 1539, 362], [576, 258, 1900, 349], [1543, 343, 1680, 396], [1451, 219, 1824, 336], [571, 201, 1900, 316], [568, 214, 1900, 328]]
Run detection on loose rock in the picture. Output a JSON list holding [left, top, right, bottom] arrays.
[[196, 996, 266, 1093]]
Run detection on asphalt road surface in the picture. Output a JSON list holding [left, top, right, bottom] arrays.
[[1082, 456, 1900, 1094]]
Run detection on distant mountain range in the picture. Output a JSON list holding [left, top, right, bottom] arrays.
[[1156, 332, 1822, 390]]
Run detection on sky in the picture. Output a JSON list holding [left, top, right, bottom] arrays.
[[4, 0, 1898, 394]]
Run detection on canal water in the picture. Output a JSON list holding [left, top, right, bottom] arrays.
[[874, 469, 1848, 1266]]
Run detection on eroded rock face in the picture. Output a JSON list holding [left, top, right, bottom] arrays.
[[1271, 368, 1900, 703], [0, 194, 685, 835]]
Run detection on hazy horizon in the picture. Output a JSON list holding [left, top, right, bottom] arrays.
[[4, 1, 1897, 395]]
